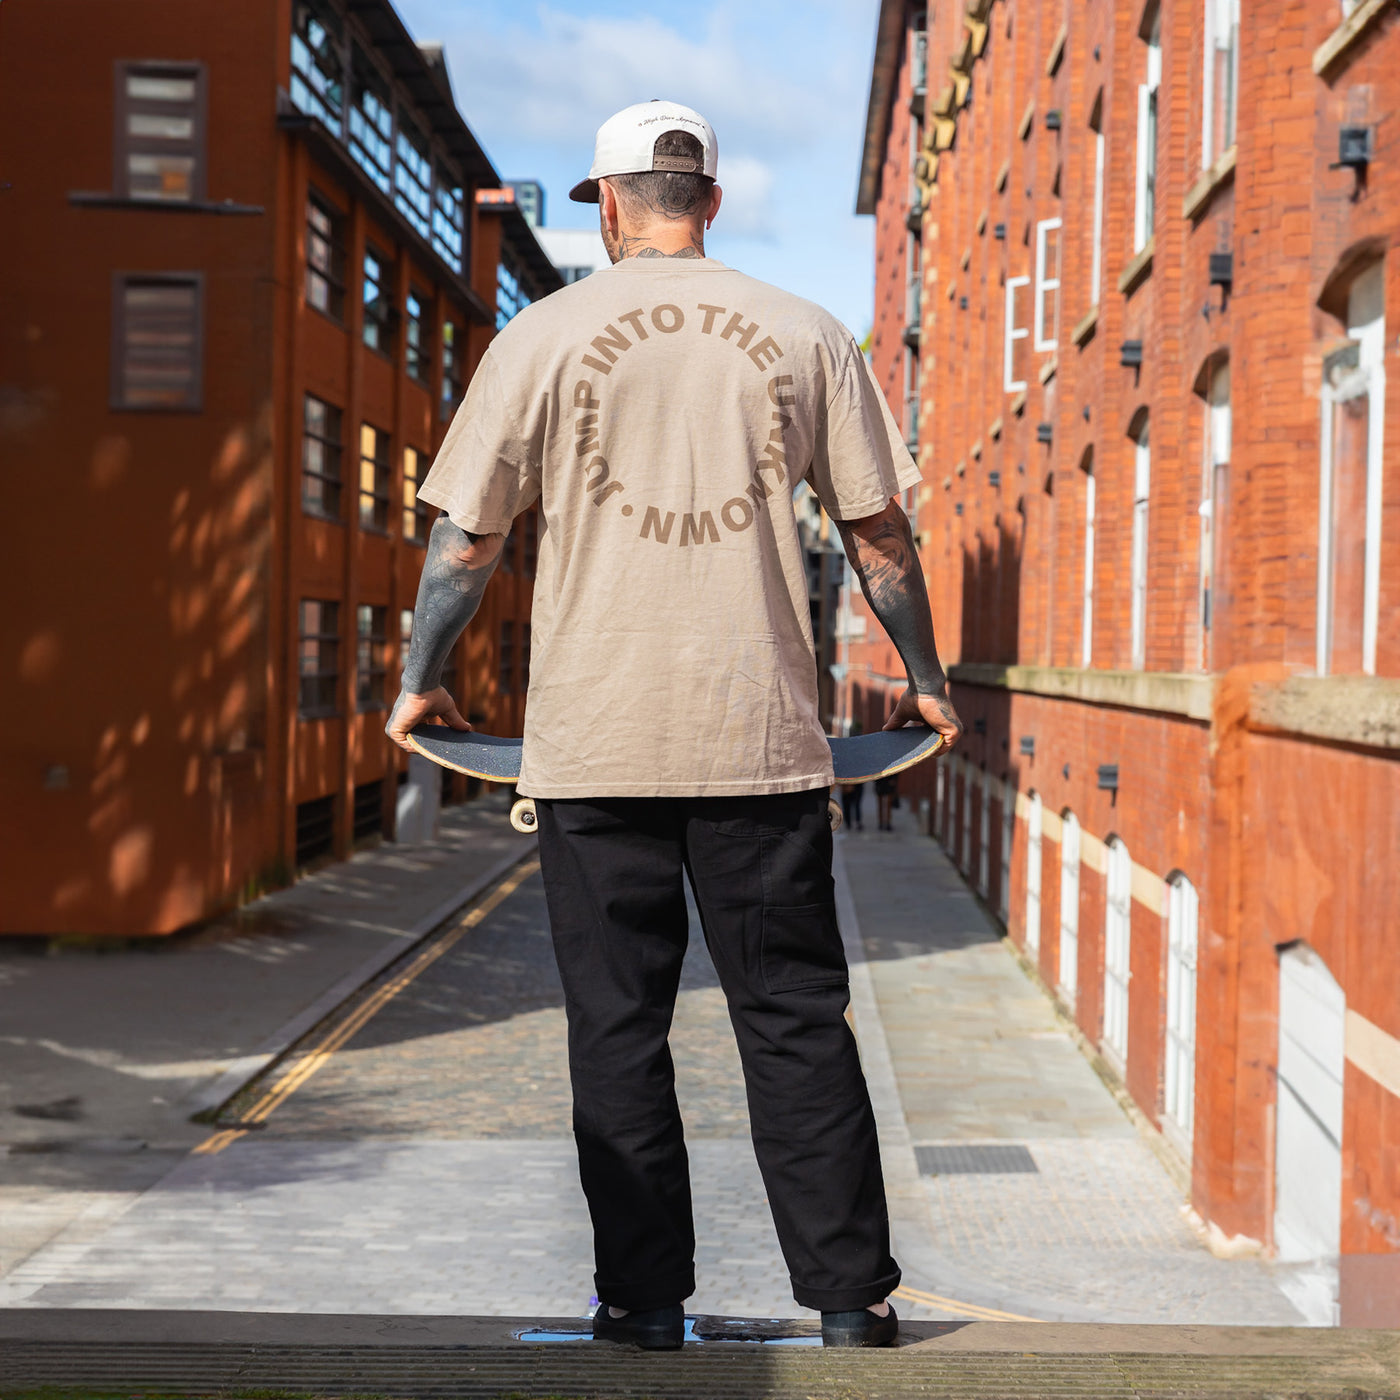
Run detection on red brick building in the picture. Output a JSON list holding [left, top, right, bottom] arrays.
[[857, 0, 1399, 1324], [0, 0, 560, 936]]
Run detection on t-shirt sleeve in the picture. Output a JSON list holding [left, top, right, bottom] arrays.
[[804, 341, 922, 521], [417, 350, 542, 534]]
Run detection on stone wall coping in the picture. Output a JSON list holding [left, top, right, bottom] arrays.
[[948, 662, 1214, 722], [1313, 0, 1393, 74]]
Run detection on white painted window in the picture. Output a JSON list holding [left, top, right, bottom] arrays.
[[1034, 218, 1062, 352], [1001, 777, 1015, 917], [1130, 421, 1151, 668], [1199, 362, 1231, 669], [1089, 112, 1105, 306], [1134, 13, 1161, 253], [1202, 0, 1240, 167], [1082, 463, 1096, 668], [1004, 275, 1030, 391], [1274, 945, 1345, 1317], [1058, 811, 1081, 1002], [1318, 262, 1386, 676], [961, 760, 972, 871], [1025, 791, 1042, 954], [1103, 838, 1132, 1065], [1164, 874, 1199, 1146], [978, 770, 991, 895]]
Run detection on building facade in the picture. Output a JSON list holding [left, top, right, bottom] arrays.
[[857, 0, 1399, 1324], [1, 0, 560, 936]]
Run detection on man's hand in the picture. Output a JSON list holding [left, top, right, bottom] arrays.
[[885, 680, 963, 754], [386, 686, 471, 753]]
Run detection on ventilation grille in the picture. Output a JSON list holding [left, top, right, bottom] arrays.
[[914, 1143, 1038, 1175]]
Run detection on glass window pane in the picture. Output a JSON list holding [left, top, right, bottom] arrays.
[[127, 74, 197, 103], [128, 112, 195, 141]]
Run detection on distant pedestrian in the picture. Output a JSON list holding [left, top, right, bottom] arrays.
[[841, 780, 866, 831], [388, 100, 962, 1349], [875, 772, 899, 831]]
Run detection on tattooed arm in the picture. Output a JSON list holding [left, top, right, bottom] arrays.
[[385, 515, 505, 752], [836, 497, 964, 749]]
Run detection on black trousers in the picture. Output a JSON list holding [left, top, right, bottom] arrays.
[[535, 787, 900, 1313]]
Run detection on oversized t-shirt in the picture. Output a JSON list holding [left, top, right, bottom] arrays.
[[417, 257, 921, 798]]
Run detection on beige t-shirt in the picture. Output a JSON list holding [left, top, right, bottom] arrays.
[[418, 257, 920, 798]]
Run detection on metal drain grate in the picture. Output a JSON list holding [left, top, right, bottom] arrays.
[[914, 1143, 1038, 1175]]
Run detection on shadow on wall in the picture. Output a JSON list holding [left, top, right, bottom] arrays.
[[960, 512, 1022, 667], [8, 403, 275, 935]]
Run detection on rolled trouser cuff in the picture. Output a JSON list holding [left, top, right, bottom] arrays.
[[791, 1265, 902, 1314], [595, 1266, 696, 1313]]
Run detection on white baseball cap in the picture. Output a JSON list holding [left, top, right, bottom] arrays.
[[569, 100, 718, 204]]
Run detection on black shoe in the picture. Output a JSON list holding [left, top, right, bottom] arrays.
[[593, 1302, 685, 1350], [821, 1303, 898, 1347]]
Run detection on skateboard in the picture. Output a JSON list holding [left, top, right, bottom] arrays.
[[407, 726, 944, 834]]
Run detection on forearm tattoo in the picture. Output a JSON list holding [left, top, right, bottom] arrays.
[[398, 516, 501, 695], [836, 506, 947, 695]]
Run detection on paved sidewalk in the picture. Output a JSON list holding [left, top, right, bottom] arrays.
[[0, 792, 534, 1280]]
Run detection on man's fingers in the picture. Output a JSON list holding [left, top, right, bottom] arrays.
[[442, 701, 471, 732]]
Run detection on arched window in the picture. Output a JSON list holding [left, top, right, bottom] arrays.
[[1058, 811, 1081, 1001], [1318, 260, 1385, 675], [1164, 873, 1199, 1145], [1025, 791, 1043, 954], [1080, 448, 1096, 668], [1134, 7, 1161, 253], [1130, 416, 1151, 667], [1197, 361, 1230, 670], [1103, 838, 1133, 1065]]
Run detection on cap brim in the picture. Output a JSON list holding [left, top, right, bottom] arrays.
[[569, 178, 600, 203]]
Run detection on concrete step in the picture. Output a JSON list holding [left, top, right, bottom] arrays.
[[2, 1310, 1397, 1399]]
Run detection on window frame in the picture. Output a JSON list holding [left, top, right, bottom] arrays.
[[1004, 275, 1031, 392], [1199, 361, 1231, 669], [114, 60, 207, 203], [1130, 421, 1152, 668], [1134, 14, 1162, 253], [440, 319, 461, 421], [1103, 837, 1133, 1067], [298, 598, 341, 718], [1081, 458, 1096, 668], [1058, 810, 1081, 1003], [1201, 0, 1240, 169], [355, 602, 389, 711], [1164, 873, 1199, 1146], [301, 393, 344, 521], [110, 271, 204, 412], [405, 285, 429, 382], [305, 187, 347, 323], [402, 444, 432, 544], [347, 46, 393, 195], [358, 422, 392, 534], [1024, 791, 1043, 955], [362, 243, 394, 355], [289, 0, 345, 136], [1033, 218, 1062, 352], [1089, 101, 1106, 307], [393, 114, 433, 240]]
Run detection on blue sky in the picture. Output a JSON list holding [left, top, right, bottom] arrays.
[[394, 0, 881, 337]]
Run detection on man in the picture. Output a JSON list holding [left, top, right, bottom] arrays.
[[388, 101, 961, 1350]]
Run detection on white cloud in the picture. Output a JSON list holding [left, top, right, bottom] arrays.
[[713, 154, 776, 240]]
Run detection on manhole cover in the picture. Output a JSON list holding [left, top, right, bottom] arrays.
[[914, 1143, 1038, 1175]]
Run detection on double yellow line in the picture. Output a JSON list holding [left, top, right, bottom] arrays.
[[195, 858, 541, 1156], [892, 1282, 1040, 1323]]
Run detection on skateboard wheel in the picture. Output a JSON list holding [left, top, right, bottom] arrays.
[[510, 798, 538, 834], [827, 797, 844, 833]]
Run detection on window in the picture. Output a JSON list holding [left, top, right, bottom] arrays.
[[347, 49, 392, 194], [960, 763, 972, 872], [440, 320, 461, 421], [1318, 262, 1385, 676], [1004, 275, 1030, 391], [112, 275, 202, 410], [352, 780, 384, 842], [1089, 99, 1105, 306], [362, 245, 392, 353], [116, 63, 205, 202], [1130, 420, 1151, 667], [1199, 362, 1231, 668], [1202, 0, 1240, 168], [977, 770, 991, 896], [399, 606, 414, 670], [358, 423, 390, 532], [306, 190, 345, 321], [402, 445, 432, 543], [1081, 453, 1096, 667], [302, 395, 343, 518], [405, 287, 428, 381], [356, 604, 388, 709], [1024, 792, 1042, 954], [432, 167, 465, 273], [289, 1, 343, 133], [497, 251, 531, 330], [1103, 838, 1132, 1066], [1164, 874, 1199, 1145], [1034, 218, 1062, 352], [1000, 778, 1015, 917], [394, 116, 432, 240], [522, 509, 538, 576], [295, 793, 336, 867], [298, 599, 340, 716], [521, 622, 532, 693], [1135, 12, 1161, 252], [1058, 811, 1080, 1002], [499, 620, 515, 695]]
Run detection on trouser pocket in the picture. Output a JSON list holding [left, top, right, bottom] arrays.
[[761, 901, 848, 994]]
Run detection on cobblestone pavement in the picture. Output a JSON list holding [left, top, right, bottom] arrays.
[[3, 800, 1306, 1326]]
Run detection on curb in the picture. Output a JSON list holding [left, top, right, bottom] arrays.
[[183, 838, 537, 1123]]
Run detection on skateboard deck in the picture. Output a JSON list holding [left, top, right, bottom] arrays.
[[406, 725, 943, 785]]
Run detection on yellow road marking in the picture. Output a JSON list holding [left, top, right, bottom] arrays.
[[892, 1282, 1042, 1323], [194, 858, 541, 1155]]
